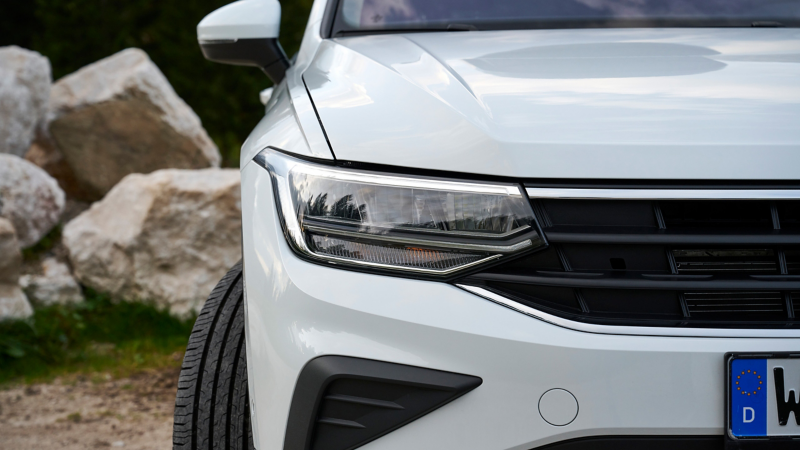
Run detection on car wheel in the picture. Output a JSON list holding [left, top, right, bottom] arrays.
[[173, 262, 255, 450]]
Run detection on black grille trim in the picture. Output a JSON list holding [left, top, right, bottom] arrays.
[[284, 356, 482, 450], [531, 435, 725, 450], [532, 434, 797, 450], [546, 229, 800, 245], [467, 271, 800, 290], [672, 249, 779, 274], [684, 291, 786, 319], [459, 187, 800, 329]]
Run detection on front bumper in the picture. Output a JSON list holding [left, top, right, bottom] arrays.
[[240, 161, 799, 450]]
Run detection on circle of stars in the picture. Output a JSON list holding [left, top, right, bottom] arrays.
[[735, 369, 763, 396]]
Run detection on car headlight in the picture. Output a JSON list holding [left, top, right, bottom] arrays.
[[255, 149, 545, 277]]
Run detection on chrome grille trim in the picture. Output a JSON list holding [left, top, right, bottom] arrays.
[[458, 285, 800, 338], [526, 188, 800, 200]]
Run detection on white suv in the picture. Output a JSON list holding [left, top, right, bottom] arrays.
[[173, 1, 800, 449]]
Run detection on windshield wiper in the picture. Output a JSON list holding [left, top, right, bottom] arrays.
[[752, 21, 785, 27], [446, 23, 479, 31]]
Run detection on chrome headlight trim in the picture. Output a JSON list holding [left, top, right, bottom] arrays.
[[255, 148, 545, 277]]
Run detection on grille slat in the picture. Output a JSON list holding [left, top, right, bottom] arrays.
[[691, 303, 784, 306], [545, 229, 800, 245], [469, 271, 800, 290], [660, 200, 774, 229], [685, 291, 785, 318], [673, 249, 779, 275], [691, 310, 784, 313], [460, 193, 800, 329]]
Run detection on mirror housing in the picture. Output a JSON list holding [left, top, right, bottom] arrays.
[[197, 0, 290, 83]]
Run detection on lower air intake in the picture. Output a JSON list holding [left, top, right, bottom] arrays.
[[284, 356, 482, 450]]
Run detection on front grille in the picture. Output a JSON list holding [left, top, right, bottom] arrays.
[[459, 187, 800, 328], [683, 291, 786, 319], [672, 249, 778, 274]]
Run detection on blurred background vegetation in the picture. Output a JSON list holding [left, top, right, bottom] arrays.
[[0, 0, 314, 384], [0, 0, 315, 167], [0, 289, 196, 384]]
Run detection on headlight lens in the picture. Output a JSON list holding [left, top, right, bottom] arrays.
[[256, 149, 545, 276]]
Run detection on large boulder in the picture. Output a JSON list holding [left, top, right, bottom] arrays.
[[20, 257, 84, 306], [47, 48, 220, 201], [0, 154, 65, 248], [63, 168, 241, 316], [0, 46, 51, 157], [0, 218, 33, 320], [25, 127, 94, 200]]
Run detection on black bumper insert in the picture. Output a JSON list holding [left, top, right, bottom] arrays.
[[284, 356, 482, 450]]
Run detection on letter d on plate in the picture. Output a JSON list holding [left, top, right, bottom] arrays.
[[743, 407, 755, 423]]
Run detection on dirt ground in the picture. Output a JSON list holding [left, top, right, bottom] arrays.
[[0, 367, 179, 450]]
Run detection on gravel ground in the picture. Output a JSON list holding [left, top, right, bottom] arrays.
[[0, 367, 179, 450]]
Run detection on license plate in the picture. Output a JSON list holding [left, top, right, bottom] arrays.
[[727, 353, 800, 441]]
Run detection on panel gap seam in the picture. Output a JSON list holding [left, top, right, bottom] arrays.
[[302, 75, 337, 159]]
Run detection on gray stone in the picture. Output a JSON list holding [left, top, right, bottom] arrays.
[[63, 168, 241, 316], [0, 218, 33, 320], [0, 217, 21, 284], [0, 284, 32, 321], [20, 258, 84, 306], [25, 127, 93, 200], [0, 46, 51, 157], [47, 48, 220, 200], [0, 154, 65, 248]]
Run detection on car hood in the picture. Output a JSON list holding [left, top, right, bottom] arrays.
[[303, 29, 800, 180]]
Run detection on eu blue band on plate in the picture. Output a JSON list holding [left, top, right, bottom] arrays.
[[731, 358, 768, 437]]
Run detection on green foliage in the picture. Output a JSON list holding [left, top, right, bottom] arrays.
[[0, 0, 315, 167], [0, 289, 196, 384], [21, 224, 62, 262]]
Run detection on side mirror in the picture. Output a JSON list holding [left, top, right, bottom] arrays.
[[197, 0, 290, 84]]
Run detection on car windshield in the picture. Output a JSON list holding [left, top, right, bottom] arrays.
[[331, 0, 800, 34]]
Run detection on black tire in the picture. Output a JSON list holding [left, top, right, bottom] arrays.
[[173, 262, 255, 450]]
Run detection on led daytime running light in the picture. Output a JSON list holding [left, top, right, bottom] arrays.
[[256, 149, 544, 276]]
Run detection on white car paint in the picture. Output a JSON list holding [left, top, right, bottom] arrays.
[[239, 0, 331, 166], [304, 28, 800, 179], [197, 0, 282, 41], [228, 1, 800, 449], [240, 161, 799, 450], [260, 87, 274, 105]]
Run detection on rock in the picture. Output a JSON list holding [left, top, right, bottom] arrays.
[[63, 168, 241, 316], [0, 46, 51, 157], [0, 218, 33, 320], [0, 154, 66, 248], [47, 48, 220, 200], [0, 218, 22, 284], [0, 284, 31, 320], [20, 258, 84, 306], [25, 128, 94, 200]]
